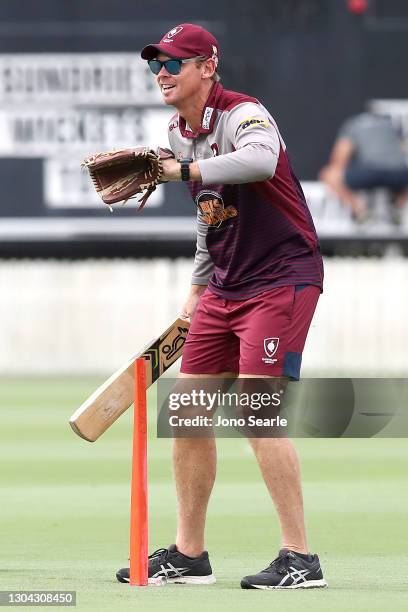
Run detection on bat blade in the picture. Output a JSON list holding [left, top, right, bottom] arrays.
[[69, 318, 190, 442]]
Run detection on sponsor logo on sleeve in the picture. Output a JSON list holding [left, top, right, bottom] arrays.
[[196, 190, 238, 228], [236, 116, 269, 135]]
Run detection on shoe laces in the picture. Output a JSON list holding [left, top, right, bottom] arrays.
[[264, 551, 293, 575], [148, 547, 170, 562]]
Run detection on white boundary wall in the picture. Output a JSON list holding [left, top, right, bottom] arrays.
[[0, 258, 407, 376]]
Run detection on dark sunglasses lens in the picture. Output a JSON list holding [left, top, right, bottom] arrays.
[[165, 60, 182, 75], [148, 60, 162, 75]]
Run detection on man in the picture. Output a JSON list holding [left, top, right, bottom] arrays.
[[319, 110, 408, 222], [117, 23, 326, 589]]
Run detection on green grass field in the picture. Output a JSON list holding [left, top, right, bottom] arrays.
[[1, 377, 408, 611]]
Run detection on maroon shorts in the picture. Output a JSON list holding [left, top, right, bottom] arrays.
[[180, 284, 320, 379]]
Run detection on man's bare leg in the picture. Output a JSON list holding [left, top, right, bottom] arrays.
[[173, 436, 216, 557], [240, 374, 308, 554], [248, 437, 308, 554], [174, 372, 236, 558]]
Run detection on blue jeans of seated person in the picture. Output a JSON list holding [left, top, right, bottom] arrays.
[[345, 164, 408, 194]]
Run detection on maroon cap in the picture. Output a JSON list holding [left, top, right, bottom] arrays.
[[141, 23, 220, 65]]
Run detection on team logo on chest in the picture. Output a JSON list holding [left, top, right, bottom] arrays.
[[202, 107, 214, 130], [196, 190, 238, 228]]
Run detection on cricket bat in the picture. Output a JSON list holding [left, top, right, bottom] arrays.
[[69, 318, 190, 442]]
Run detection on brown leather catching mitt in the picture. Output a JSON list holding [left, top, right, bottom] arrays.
[[81, 146, 175, 211]]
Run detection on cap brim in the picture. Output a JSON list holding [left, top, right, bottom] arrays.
[[141, 43, 189, 60]]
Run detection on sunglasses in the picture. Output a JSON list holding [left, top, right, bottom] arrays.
[[148, 56, 206, 76]]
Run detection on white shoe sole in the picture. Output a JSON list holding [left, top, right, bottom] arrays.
[[150, 574, 216, 585], [247, 579, 328, 590]]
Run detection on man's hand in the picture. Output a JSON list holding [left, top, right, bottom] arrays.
[[162, 158, 181, 181], [319, 162, 368, 222], [81, 146, 174, 211], [180, 284, 207, 321]]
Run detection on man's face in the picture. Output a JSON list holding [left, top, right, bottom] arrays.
[[155, 53, 207, 106]]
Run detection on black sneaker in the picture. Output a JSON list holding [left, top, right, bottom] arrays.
[[241, 548, 327, 590], [116, 544, 216, 585]]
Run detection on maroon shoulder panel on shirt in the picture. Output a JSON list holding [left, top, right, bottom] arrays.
[[204, 82, 259, 113], [177, 83, 259, 138]]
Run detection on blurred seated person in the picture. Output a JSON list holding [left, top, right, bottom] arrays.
[[319, 111, 408, 221]]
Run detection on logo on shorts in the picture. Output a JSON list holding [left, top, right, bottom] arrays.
[[262, 337, 279, 365]]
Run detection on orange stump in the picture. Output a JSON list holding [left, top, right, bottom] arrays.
[[129, 358, 148, 586]]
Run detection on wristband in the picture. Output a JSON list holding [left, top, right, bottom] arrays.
[[180, 158, 193, 181]]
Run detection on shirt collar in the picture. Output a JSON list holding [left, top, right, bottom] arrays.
[[179, 82, 223, 139]]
